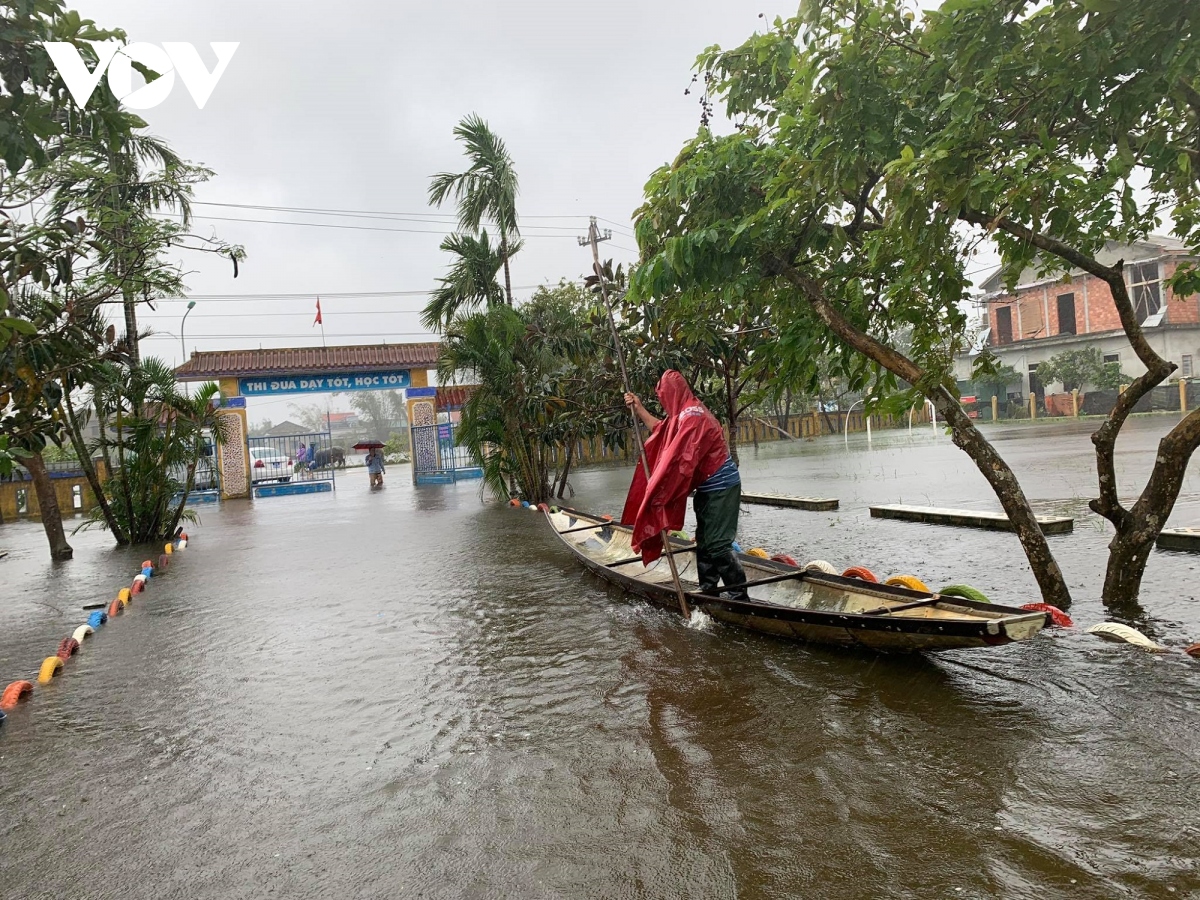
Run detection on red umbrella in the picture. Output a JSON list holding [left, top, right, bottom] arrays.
[[353, 441, 385, 450]]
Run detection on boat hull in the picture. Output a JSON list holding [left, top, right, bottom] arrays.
[[547, 508, 1047, 653]]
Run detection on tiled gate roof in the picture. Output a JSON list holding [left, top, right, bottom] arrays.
[[174, 343, 441, 380]]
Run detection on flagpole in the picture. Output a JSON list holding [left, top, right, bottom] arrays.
[[317, 296, 332, 437]]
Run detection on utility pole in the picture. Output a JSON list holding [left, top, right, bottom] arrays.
[[577, 216, 612, 249]]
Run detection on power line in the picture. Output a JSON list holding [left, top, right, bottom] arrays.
[[189, 201, 598, 232], [182, 213, 581, 238], [148, 284, 546, 302], [192, 200, 633, 227]]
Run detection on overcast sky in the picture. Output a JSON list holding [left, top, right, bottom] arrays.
[[67, 1, 801, 423]]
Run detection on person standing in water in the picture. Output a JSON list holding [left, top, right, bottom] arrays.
[[365, 447, 386, 488], [622, 370, 747, 600]]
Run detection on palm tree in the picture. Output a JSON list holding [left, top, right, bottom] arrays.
[[48, 122, 211, 363], [428, 114, 521, 306], [420, 230, 522, 331]]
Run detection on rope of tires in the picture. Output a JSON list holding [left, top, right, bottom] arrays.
[[1, 536, 191, 725]]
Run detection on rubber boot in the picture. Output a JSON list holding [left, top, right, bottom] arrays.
[[716, 552, 749, 601], [697, 555, 722, 596]]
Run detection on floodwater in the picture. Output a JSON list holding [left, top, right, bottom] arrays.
[[1, 415, 1197, 899]]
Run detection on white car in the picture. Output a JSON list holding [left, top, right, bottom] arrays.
[[249, 447, 292, 484]]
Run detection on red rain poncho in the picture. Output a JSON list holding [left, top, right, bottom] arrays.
[[621, 370, 730, 563]]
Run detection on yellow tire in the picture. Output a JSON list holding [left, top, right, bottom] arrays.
[[747, 547, 770, 558], [884, 574, 930, 592], [37, 657, 64, 684], [118, 588, 132, 606], [164, 543, 174, 555]]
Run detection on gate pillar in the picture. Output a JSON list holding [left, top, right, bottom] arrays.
[[216, 378, 251, 500], [406, 386, 438, 485]]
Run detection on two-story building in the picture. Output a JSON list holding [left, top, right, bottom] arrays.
[[957, 236, 1199, 399]]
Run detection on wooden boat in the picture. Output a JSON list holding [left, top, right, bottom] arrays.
[[546, 508, 1049, 653]]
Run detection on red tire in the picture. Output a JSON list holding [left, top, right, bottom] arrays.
[[842, 566, 878, 582], [1020, 603, 1073, 627], [141, 559, 153, 570], [770, 554, 800, 567], [131, 580, 145, 595], [108, 599, 122, 617], [1, 680, 34, 710], [56, 637, 80, 660], [158, 553, 169, 569], [1185, 643, 1200, 659], [536, 503, 550, 512]]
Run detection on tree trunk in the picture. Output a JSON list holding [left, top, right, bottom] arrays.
[[555, 440, 575, 499], [25, 450, 73, 560], [774, 259, 1073, 607], [61, 391, 128, 543], [1098, 408, 1200, 608], [500, 231, 514, 306]]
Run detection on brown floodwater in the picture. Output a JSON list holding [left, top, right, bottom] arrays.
[[1, 415, 1197, 899]]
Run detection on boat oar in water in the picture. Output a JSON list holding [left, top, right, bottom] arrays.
[[584, 218, 690, 618]]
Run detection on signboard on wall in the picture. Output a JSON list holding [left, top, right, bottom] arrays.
[[238, 370, 412, 397]]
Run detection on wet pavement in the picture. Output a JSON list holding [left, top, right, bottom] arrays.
[[1, 414, 1197, 899]]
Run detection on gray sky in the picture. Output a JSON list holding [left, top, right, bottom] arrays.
[[72, 1, 796, 423]]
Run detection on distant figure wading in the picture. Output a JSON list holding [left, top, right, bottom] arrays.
[[366, 447, 386, 488]]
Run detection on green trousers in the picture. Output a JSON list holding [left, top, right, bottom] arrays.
[[693, 483, 741, 559]]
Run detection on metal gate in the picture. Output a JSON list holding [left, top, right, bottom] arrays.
[[247, 431, 337, 496], [411, 421, 482, 484]]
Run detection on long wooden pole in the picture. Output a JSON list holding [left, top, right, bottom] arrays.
[[586, 220, 690, 618]]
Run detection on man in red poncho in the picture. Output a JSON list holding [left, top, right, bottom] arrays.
[[621, 370, 747, 599]]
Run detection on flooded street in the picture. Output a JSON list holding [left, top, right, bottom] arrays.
[[1, 416, 1198, 899]]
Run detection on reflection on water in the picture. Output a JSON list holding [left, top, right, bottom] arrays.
[[1, 420, 1198, 899]]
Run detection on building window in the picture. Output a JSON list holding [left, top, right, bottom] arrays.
[[1183, 355, 1194, 378], [1103, 353, 1120, 365], [1126, 261, 1161, 322], [995, 306, 1013, 345], [1056, 293, 1077, 335]]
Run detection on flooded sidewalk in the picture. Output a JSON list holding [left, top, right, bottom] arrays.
[[1, 418, 1197, 899]]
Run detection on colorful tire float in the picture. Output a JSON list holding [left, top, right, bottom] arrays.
[[842, 566, 878, 583], [141, 566, 154, 578], [141, 559, 153, 570], [158, 553, 169, 569], [131, 580, 144, 595], [770, 554, 799, 567], [938, 584, 991, 604], [37, 657, 63, 684], [747, 547, 770, 559], [107, 598, 122, 618], [118, 587, 132, 604], [87, 610, 107, 628], [536, 503, 550, 512], [1, 680, 34, 710], [884, 574, 929, 592], [1184, 643, 1200, 659], [1020, 603, 1073, 627], [804, 560, 838, 574], [164, 542, 174, 555], [72, 625, 93, 644], [56, 637, 80, 660]]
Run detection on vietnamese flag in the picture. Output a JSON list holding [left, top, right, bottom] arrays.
[[314, 297, 322, 326]]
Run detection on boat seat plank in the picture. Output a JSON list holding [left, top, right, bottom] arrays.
[[858, 598, 942, 616], [603, 546, 696, 568], [556, 521, 614, 535]]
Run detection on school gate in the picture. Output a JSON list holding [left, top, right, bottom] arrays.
[[173, 343, 480, 498]]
